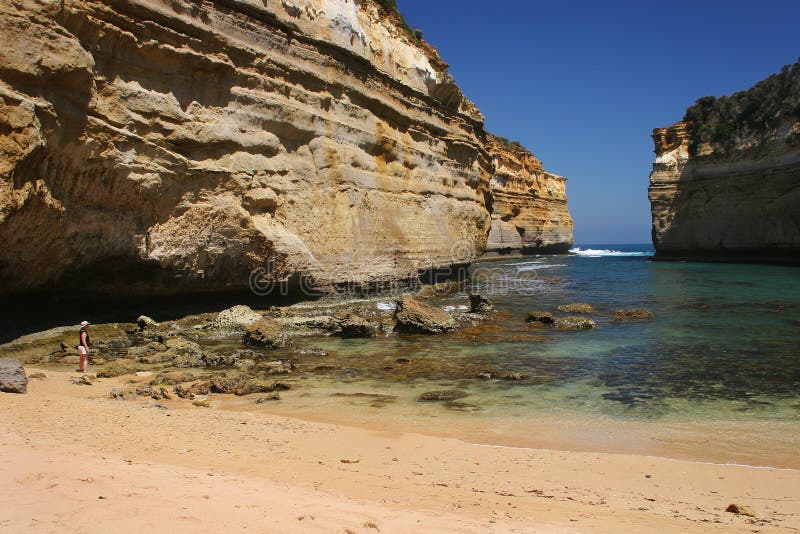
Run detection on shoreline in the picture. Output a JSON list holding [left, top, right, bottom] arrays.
[[1, 369, 798, 532]]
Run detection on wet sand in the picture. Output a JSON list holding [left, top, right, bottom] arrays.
[[1, 369, 799, 533]]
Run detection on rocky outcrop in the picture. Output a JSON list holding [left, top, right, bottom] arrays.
[[649, 61, 800, 263], [0, 0, 573, 298], [484, 135, 573, 255]]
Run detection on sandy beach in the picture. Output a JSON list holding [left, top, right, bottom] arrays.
[[2, 369, 798, 533]]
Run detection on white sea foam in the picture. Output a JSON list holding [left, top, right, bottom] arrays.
[[443, 305, 470, 312], [517, 263, 567, 272], [570, 247, 652, 258], [376, 301, 395, 311]]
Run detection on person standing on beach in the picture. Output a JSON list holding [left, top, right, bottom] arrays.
[[78, 321, 92, 373]]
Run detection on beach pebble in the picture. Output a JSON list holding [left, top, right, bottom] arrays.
[[725, 503, 755, 517]]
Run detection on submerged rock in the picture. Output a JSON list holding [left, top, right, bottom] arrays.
[[554, 316, 596, 330], [243, 318, 291, 348], [557, 303, 596, 314], [526, 310, 556, 324], [0, 358, 27, 393], [419, 390, 468, 402], [613, 308, 654, 321], [336, 313, 377, 338], [469, 294, 495, 314], [394, 297, 457, 334]]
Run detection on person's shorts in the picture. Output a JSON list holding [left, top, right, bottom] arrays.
[[78, 346, 88, 356]]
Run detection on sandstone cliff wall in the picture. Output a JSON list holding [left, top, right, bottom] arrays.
[[484, 136, 573, 255], [0, 0, 571, 298], [649, 62, 800, 263]]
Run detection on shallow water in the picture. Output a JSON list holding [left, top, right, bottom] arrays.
[[234, 245, 800, 467]]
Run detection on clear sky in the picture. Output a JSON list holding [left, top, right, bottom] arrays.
[[397, 0, 800, 245]]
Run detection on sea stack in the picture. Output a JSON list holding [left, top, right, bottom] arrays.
[[648, 60, 800, 264], [0, 0, 572, 298]]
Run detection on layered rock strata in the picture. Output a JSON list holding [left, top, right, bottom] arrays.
[[0, 0, 573, 298], [484, 136, 573, 255], [649, 61, 800, 263]]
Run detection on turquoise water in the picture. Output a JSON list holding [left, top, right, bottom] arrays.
[[273, 245, 800, 426]]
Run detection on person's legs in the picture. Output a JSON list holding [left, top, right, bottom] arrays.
[[79, 346, 88, 373]]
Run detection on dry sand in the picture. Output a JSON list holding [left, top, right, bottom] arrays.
[[1, 369, 799, 533]]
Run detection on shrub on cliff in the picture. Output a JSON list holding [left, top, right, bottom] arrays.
[[684, 58, 800, 156]]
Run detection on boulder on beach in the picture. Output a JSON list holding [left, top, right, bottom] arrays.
[[613, 308, 654, 321], [394, 297, 457, 334], [526, 310, 556, 324], [0, 358, 28, 394], [469, 294, 495, 314], [243, 318, 291, 348], [557, 303, 597, 314], [554, 316, 596, 330], [336, 313, 377, 338]]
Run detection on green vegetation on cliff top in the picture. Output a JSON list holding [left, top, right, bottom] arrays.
[[684, 59, 800, 156]]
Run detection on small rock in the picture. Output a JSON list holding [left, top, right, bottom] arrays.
[[211, 305, 262, 331], [336, 313, 377, 338], [725, 503, 755, 517], [109, 387, 124, 399], [395, 358, 412, 364], [394, 297, 457, 334], [137, 315, 158, 330], [613, 308, 654, 321], [554, 316, 596, 330], [243, 318, 291, 348], [419, 390, 468, 402], [28, 371, 47, 380], [557, 303, 596, 314], [469, 294, 495, 314], [526, 311, 555, 324], [192, 400, 212, 408], [502, 372, 525, 380], [149, 403, 168, 410], [476, 372, 492, 380], [255, 392, 281, 403], [0, 358, 28, 393], [71, 375, 94, 386], [173, 381, 210, 399]]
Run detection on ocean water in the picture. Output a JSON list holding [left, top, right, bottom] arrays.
[[243, 244, 800, 466]]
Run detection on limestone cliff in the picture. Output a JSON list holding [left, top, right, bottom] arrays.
[[649, 61, 800, 263], [484, 136, 573, 255], [0, 0, 571, 298]]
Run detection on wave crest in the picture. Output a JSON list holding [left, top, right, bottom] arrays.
[[569, 247, 652, 257]]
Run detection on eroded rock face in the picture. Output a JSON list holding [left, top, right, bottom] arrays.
[[484, 136, 574, 255], [649, 62, 800, 263], [0, 0, 494, 297], [0, 0, 574, 298]]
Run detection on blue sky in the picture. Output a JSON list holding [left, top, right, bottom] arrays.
[[397, 0, 800, 244]]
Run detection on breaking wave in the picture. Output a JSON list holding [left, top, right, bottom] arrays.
[[569, 247, 652, 258]]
